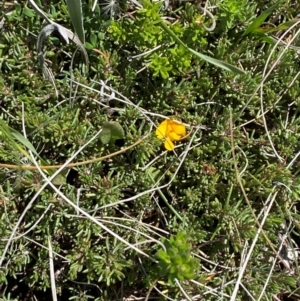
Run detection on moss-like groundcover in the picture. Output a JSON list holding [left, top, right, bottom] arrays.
[[1, 0, 300, 300]]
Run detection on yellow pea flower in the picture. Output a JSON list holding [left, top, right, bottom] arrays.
[[156, 119, 187, 151]]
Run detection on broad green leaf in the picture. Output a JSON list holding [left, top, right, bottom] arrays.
[[66, 0, 85, 44], [102, 122, 125, 140], [99, 127, 111, 144], [243, 1, 282, 36], [99, 122, 125, 144]]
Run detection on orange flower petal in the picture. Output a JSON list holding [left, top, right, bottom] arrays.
[[164, 137, 175, 151], [156, 120, 168, 140]]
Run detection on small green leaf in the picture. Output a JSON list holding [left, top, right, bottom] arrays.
[[85, 42, 94, 50], [103, 122, 125, 140], [243, 1, 282, 36], [23, 7, 35, 18], [90, 33, 97, 46], [15, 3, 22, 15]]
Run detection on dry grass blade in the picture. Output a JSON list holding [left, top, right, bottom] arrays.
[[48, 236, 58, 301], [29, 0, 89, 81]]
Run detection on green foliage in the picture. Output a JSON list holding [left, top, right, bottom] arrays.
[[1, 0, 300, 300], [66, 0, 85, 44], [99, 121, 125, 144], [156, 232, 199, 284], [217, 0, 256, 30], [109, 0, 244, 75], [150, 54, 173, 79], [243, 1, 281, 36]]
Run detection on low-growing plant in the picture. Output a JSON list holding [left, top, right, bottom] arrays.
[[1, 0, 300, 300], [156, 232, 200, 284]]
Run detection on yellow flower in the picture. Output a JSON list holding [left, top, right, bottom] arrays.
[[156, 119, 186, 151]]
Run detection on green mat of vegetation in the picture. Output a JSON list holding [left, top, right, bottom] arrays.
[[1, 0, 300, 300]]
